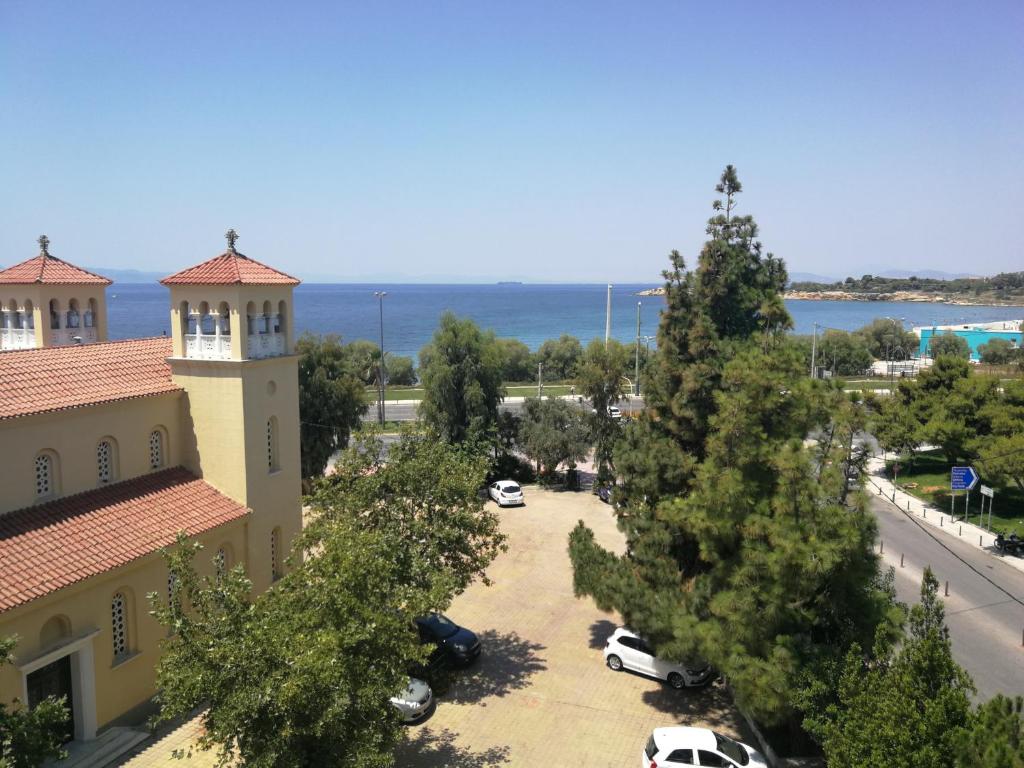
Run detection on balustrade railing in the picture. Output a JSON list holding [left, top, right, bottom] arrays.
[[0, 327, 36, 350], [184, 333, 232, 360], [246, 332, 285, 359]]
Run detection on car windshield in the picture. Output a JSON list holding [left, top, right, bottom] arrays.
[[645, 734, 659, 760], [502, 484, 521, 494], [714, 733, 749, 765], [423, 614, 459, 639]]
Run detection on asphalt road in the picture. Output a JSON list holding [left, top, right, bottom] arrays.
[[870, 494, 1024, 701], [364, 395, 646, 422]]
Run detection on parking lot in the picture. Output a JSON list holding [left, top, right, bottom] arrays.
[[395, 487, 750, 767]]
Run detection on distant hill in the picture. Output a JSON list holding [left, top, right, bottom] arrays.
[[789, 271, 840, 284], [874, 269, 979, 280], [787, 271, 1024, 305], [88, 267, 165, 283]]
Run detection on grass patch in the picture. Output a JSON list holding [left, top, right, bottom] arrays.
[[887, 450, 1024, 534]]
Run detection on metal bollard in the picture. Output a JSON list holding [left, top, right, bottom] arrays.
[[980, 535, 983, 547], [940, 517, 944, 527], [900, 553, 904, 567], [923, 509, 927, 519], [907, 500, 911, 510], [959, 526, 962, 536], [945, 581, 949, 597], [880, 540, 884, 555]]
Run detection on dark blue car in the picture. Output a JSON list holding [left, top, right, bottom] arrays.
[[415, 613, 481, 666]]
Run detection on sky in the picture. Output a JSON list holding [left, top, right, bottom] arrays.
[[1, 1, 1021, 283]]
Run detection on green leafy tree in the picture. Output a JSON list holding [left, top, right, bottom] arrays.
[[929, 331, 972, 360], [804, 569, 974, 768], [345, 339, 384, 386], [956, 695, 1024, 768], [873, 394, 922, 466], [418, 313, 505, 445], [519, 397, 591, 479], [817, 330, 874, 376], [854, 319, 918, 360], [385, 354, 417, 386], [576, 339, 629, 482], [296, 334, 368, 482], [0, 636, 68, 768], [151, 430, 506, 767], [978, 338, 1018, 365], [570, 167, 892, 727], [495, 338, 535, 382], [536, 334, 583, 380]]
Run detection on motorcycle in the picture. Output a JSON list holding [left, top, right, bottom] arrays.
[[994, 533, 1023, 557]]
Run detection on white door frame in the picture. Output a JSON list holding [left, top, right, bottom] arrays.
[[18, 628, 100, 741]]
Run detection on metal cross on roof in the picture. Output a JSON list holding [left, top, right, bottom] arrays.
[[38, 234, 50, 255], [225, 229, 239, 252]]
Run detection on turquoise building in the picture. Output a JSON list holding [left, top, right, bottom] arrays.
[[918, 325, 1022, 361]]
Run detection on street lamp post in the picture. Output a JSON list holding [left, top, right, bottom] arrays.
[[374, 291, 387, 425], [605, 284, 613, 348], [634, 301, 641, 396], [640, 335, 655, 396]]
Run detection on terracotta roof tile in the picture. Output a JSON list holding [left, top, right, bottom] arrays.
[[0, 337, 179, 420], [0, 254, 112, 285], [160, 250, 300, 286], [0, 468, 249, 613]]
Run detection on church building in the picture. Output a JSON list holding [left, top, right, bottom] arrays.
[[0, 232, 303, 747]]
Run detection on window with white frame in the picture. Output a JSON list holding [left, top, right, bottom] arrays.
[[149, 429, 164, 470], [35, 453, 53, 497], [111, 592, 128, 657], [97, 439, 113, 483]]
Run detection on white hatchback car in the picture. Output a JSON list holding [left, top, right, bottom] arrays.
[[488, 480, 525, 506], [389, 677, 433, 723], [642, 726, 767, 767], [604, 627, 714, 689]]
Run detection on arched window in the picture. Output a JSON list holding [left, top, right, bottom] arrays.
[[7, 300, 21, 329], [83, 298, 97, 328], [40, 615, 72, 649], [111, 592, 129, 657], [218, 301, 231, 336], [245, 301, 257, 335], [262, 301, 273, 334], [274, 300, 286, 335], [267, 417, 279, 472], [49, 299, 60, 330], [149, 428, 165, 470], [182, 302, 197, 336], [34, 451, 58, 498], [23, 299, 34, 329], [199, 302, 214, 335], [271, 527, 282, 580], [96, 438, 117, 484], [66, 299, 80, 329]]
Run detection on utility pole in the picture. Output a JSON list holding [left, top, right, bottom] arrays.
[[374, 291, 387, 425], [537, 362, 543, 398], [634, 301, 641, 396], [810, 322, 818, 378], [605, 283, 612, 348]]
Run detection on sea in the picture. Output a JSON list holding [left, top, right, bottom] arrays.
[[106, 283, 1024, 361]]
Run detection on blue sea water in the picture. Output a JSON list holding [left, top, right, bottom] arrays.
[[106, 283, 1024, 361]]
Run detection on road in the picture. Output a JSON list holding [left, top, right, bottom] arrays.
[[363, 395, 647, 423], [870, 494, 1024, 701]]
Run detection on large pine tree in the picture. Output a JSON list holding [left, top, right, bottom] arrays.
[[570, 167, 895, 726]]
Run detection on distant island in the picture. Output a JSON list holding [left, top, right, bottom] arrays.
[[786, 272, 1024, 306], [497, 281, 524, 285]]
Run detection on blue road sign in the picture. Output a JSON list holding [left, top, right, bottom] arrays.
[[951, 466, 979, 491]]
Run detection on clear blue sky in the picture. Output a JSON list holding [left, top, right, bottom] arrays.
[[1, 1, 1021, 282]]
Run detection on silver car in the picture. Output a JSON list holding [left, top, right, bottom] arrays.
[[390, 677, 434, 723]]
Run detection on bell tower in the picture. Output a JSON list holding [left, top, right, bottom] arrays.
[[162, 230, 302, 590], [0, 235, 111, 350]]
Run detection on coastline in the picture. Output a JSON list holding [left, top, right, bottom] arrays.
[[783, 290, 1024, 307]]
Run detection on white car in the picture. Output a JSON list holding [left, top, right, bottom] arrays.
[[604, 627, 714, 689], [642, 726, 767, 767], [488, 480, 524, 506], [389, 677, 433, 723], [608, 405, 622, 420]]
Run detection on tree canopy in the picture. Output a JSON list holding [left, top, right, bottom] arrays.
[[296, 333, 368, 481], [569, 166, 893, 727], [151, 429, 506, 767], [518, 396, 591, 479], [495, 338, 535, 382], [535, 334, 583, 381], [419, 313, 505, 445], [929, 331, 972, 360], [575, 338, 629, 482]]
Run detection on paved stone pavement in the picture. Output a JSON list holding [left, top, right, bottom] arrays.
[[112, 488, 748, 767], [394, 487, 750, 768]]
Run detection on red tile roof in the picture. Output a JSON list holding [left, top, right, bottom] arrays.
[[0, 337, 179, 421], [0, 468, 249, 613], [0, 254, 112, 285], [160, 250, 300, 286]]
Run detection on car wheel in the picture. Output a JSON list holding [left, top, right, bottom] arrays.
[[667, 672, 685, 689], [606, 654, 623, 671]]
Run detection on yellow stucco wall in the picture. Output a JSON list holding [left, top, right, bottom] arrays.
[[0, 519, 247, 732], [0, 393, 183, 515], [0, 284, 108, 348]]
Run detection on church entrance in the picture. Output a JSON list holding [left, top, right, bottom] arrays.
[[27, 654, 75, 743]]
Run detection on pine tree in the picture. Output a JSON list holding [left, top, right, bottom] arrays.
[[569, 167, 894, 727]]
